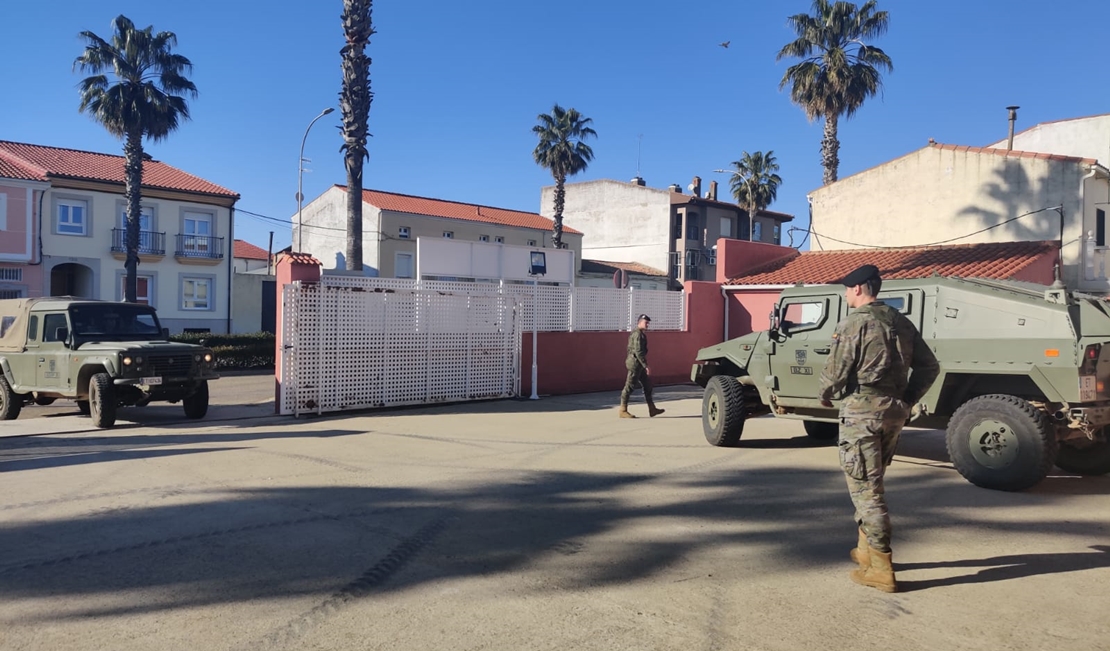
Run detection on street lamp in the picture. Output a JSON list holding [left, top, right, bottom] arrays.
[[297, 107, 335, 252], [714, 168, 755, 242]]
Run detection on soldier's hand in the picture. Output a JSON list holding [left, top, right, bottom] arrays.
[[645, 366, 651, 375]]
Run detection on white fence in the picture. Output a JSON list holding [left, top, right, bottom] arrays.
[[280, 282, 522, 416], [319, 275, 686, 332]]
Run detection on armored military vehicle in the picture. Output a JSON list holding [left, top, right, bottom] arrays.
[[691, 276, 1110, 491], [0, 297, 218, 429]]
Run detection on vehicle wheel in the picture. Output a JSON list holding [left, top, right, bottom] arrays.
[[1055, 433, 1110, 476], [0, 376, 21, 420], [89, 373, 117, 429], [804, 420, 839, 441], [702, 375, 745, 447], [183, 380, 209, 419], [946, 395, 1057, 491], [34, 395, 56, 406], [76, 400, 91, 415]]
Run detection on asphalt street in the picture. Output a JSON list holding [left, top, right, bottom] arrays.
[[1, 377, 1108, 651]]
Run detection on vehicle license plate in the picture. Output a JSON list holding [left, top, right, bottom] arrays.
[[143, 377, 163, 386], [1079, 375, 1097, 402]]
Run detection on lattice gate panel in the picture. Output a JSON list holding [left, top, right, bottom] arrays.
[[280, 283, 520, 415], [631, 289, 686, 331], [574, 287, 633, 332]]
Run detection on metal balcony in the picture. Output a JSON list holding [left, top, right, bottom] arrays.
[[111, 228, 166, 256], [174, 234, 225, 260]]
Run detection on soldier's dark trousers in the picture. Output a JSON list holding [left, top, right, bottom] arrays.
[[838, 395, 909, 553], [620, 366, 654, 407]]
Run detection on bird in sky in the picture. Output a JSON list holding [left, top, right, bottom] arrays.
[[719, 41, 730, 48]]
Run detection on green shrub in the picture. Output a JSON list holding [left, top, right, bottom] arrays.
[[169, 332, 275, 369]]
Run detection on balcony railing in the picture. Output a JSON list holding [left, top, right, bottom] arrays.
[[111, 228, 166, 256], [175, 234, 225, 260]]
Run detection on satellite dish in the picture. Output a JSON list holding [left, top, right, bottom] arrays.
[[687, 182, 696, 192]]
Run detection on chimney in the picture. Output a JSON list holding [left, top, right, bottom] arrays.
[[668, 183, 682, 193], [690, 176, 701, 197], [1006, 105, 1020, 151], [708, 180, 718, 201], [630, 176, 645, 186]]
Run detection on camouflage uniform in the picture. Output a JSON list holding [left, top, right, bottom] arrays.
[[621, 327, 653, 406], [818, 301, 940, 552]]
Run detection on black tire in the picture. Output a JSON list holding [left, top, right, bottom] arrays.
[[1055, 434, 1110, 476], [0, 376, 21, 420], [183, 380, 209, 419], [89, 373, 116, 429], [804, 420, 839, 441], [76, 400, 90, 415], [702, 375, 745, 447], [946, 395, 1057, 491]]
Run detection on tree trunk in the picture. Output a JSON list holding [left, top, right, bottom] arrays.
[[123, 127, 144, 303], [345, 155, 363, 271], [821, 113, 840, 185], [552, 174, 566, 249]]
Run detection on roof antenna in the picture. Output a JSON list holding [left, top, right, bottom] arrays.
[[636, 133, 643, 178]]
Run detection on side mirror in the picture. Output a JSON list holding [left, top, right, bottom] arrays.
[[162, 328, 170, 339], [769, 307, 781, 333], [55, 326, 69, 342]]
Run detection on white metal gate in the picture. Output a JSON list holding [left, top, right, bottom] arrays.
[[280, 281, 522, 416]]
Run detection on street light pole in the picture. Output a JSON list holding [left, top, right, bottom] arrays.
[[297, 107, 335, 252]]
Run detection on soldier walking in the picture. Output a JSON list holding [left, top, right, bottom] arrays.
[[619, 314, 665, 419], [817, 264, 939, 593]]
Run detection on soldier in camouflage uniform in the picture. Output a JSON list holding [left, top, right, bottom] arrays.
[[619, 314, 665, 419], [817, 264, 940, 593]]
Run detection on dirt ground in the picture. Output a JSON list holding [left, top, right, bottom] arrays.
[[1, 379, 1108, 651]]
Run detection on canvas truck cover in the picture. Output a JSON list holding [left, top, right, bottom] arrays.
[[0, 298, 35, 353]]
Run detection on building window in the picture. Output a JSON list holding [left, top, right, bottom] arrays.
[[57, 199, 88, 235], [183, 211, 213, 254], [527, 239, 537, 247], [773, 224, 782, 245], [398, 226, 411, 239], [686, 213, 700, 240], [1098, 209, 1106, 247], [395, 252, 414, 279], [443, 231, 454, 239], [181, 277, 211, 310], [495, 236, 504, 244], [0, 268, 22, 282], [753, 221, 763, 241], [119, 275, 154, 306], [479, 234, 490, 242], [720, 217, 732, 239], [0, 288, 23, 300], [119, 206, 154, 232]]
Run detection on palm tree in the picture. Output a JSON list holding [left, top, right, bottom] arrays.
[[776, 0, 892, 185], [728, 151, 783, 241], [532, 105, 596, 249], [75, 15, 196, 302], [340, 0, 374, 272]]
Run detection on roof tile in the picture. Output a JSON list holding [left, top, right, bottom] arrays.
[[727, 240, 1058, 285], [345, 186, 582, 235], [0, 140, 238, 198], [581, 259, 668, 277], [279, 252, 321, 266], [233, 239, 271, 261]]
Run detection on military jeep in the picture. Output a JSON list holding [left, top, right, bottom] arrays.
[[0, 297, 218, 428], [691, 276, 1110, 491]]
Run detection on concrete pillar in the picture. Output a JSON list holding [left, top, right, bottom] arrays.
[[274, 252, 322, 413]]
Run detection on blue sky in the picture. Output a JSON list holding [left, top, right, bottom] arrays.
[[2, 0, 1109, 253]]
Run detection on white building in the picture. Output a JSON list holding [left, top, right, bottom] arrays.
[[0, 140, 239, 332]]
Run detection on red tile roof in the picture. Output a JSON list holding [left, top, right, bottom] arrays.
[[727, 240, 1059, 285], [341, 186, 582, 235], [233, 239, 271, 261], [0, 140, 238, 198], [581, 259, 668, 277], [928, 142, 1095, 165], [278, 252, 321, 266]]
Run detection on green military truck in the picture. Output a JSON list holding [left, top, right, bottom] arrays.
[[691, 276, 1110, 491], [0, 297, 218, 429]]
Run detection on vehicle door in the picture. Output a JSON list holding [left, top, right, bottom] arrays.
[[31, 312, 71, 391], [768, 294, 842, 401]]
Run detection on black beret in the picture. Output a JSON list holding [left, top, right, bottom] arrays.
[[638, 314, 651, 322], [840, 264, 880, 287]]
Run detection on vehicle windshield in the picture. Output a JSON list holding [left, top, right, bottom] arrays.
[[68, 304, 163, 339]]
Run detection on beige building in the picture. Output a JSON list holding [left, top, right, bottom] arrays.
[[988, 113, 1110, 163], [541, 177, 793, 288], [297, 186, 583, 279], [808, 141, 1110, 292], [578, 259, 669, 290]]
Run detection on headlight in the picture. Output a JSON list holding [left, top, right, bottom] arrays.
[[122, 356, 133, 366], [204, 353, 213, 363]]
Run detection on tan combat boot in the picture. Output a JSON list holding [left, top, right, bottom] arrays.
[[849, 528, 869, 570], [850, 546, 897, 593], [619, 402, 636, 418]]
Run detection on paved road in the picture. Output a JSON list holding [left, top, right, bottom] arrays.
[[1, 382, 1108, 651]]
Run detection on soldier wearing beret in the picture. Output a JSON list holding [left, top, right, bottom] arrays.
[[817, 264, 939, 593], [619, 314, 665, 419]]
